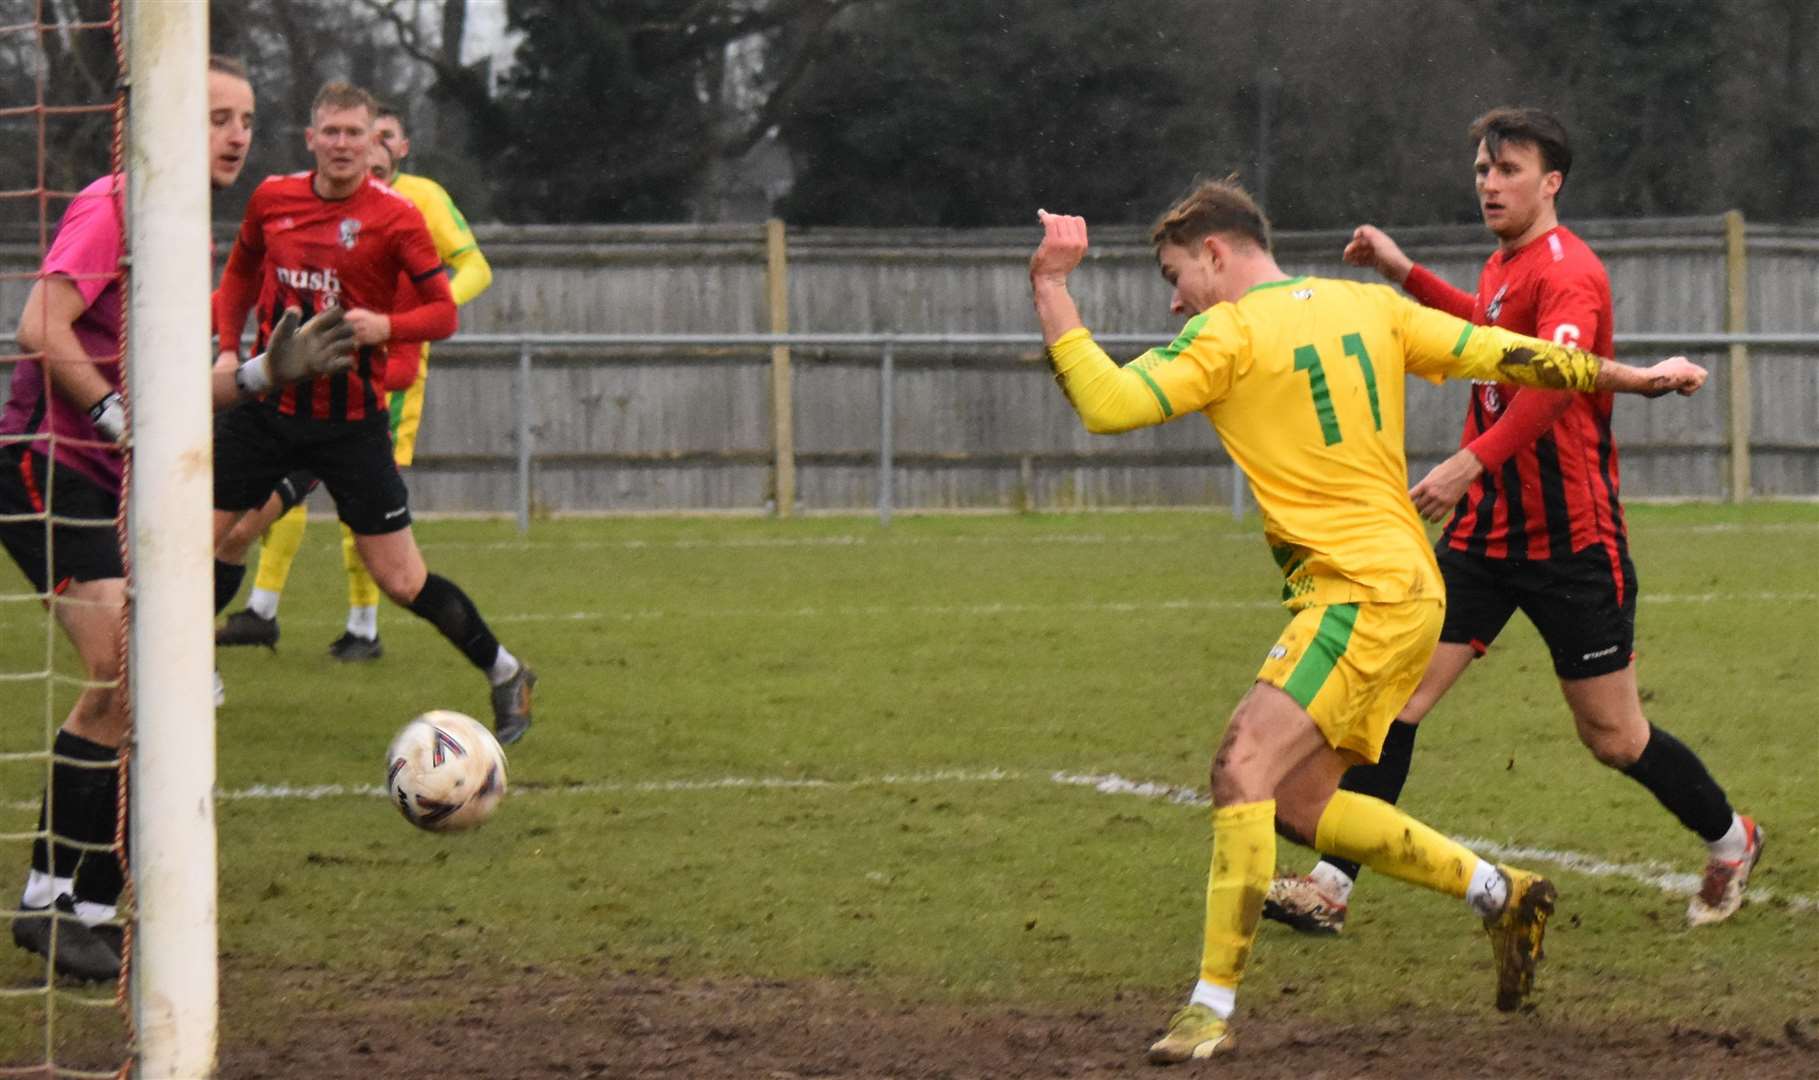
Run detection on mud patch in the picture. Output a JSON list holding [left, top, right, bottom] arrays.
[[215, 965, 1816, 1079]]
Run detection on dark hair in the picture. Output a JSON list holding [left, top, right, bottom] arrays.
[[1470, 107, 1572, 183], [375, 102, 407, 138], [311, 81, 376, 121], [208, 55, 249, 82], [1150, 176, 1271, 252]]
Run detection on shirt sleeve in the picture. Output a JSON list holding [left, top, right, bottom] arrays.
[[445, 243, 493, 307], [407, 177, 492, 305], [1046, 309, 1241, 434], [212, 185, 268, 351], [1531, 263, 1605, 354], [1401, 263, 1476, 320], [393, 202, 445, 283], [40, 179, 124, 307], [1465, 387, 1575, 469], [387, 271, 456, 344], [1399, 296, 1601, 392]]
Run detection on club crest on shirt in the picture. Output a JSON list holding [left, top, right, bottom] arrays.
[[338, 217, 361, 250], [1485, 282, 1509, 322]]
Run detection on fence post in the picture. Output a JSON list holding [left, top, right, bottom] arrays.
[[516, 341, 533, 533], [1724, 210, 1751, 503], [878, 335, 895, 526], [766, 219, 796, 517]]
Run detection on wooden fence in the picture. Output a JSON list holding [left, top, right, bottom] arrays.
[[405, 214, 1817, 516], [4, 214, 1816, 515]]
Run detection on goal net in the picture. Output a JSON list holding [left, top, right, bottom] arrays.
[[1, 3, 216, 1077]]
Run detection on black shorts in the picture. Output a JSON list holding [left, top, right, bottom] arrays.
[[272, 468, 320, 513], [1438, 543, 1637, 680], [214, 406, 412, 536], [0, 445, 124, 592]]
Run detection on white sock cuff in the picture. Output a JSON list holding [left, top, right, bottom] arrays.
[[1309, 860, 1355, 903], [487, 646, 521, 686], [73, 900, 117, 927], [346, 605, 379, 639], [1708, 814, 1748, 861], [248, 587, 281, 620], [1466, 859, 1508, 919], [1189, 979, 1237, 1020], [21, 870, 71, 910]]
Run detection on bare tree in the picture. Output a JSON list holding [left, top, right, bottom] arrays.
[[349, 0, 874, 221]]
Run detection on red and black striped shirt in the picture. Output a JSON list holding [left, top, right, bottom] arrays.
[[1403, 226, 1626, 570], [213, 172, 453, 423]]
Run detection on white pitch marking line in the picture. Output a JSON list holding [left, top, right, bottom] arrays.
[[194, 590, 1819, 633], [211, 768, 1022, 804], [169, 767, 1817, 916], [415, 530, 1255, 553], [487, 597, 1280, 623], [1053, 770, 1811, 915], [346, 590, 1819, 627]]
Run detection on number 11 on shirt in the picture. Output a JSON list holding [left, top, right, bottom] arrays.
[[1293, 332, 1382, 446]]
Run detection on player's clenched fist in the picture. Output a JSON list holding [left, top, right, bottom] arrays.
[[1031, 209, 1090, 283], [1638, 356, 1707, 397], [1342, 224, 1414, 286]]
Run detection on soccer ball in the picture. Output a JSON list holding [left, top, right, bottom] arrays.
[[385, 710, 508, 832]]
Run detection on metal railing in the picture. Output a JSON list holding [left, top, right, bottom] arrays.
[[2, 327, 1805, 527], [432, 330, 1819, 530]]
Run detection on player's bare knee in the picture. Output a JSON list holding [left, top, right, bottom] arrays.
[[65, 685, 127, 745], [375, 569, 421, 606], [1572, 703, 1647, 768], [1580, 723, 1644, 769], [217, 523, 258, 563], [1271, 799, 1320, 846], [1210, 733, 1271, 806]]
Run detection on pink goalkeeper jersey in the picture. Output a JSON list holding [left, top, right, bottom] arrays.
[[0, 174, 126, 493]]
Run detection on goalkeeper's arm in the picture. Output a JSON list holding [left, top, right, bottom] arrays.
[[208, 307, 358, 410], [18, 275, 126, 440]]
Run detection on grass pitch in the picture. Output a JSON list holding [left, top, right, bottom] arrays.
[[3, 502, 1818, 1070]]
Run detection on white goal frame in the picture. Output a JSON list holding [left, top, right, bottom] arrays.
[[123, 3, 218, 1076]]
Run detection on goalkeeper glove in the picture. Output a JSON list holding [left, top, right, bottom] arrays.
[[234, 306, 357, 396]]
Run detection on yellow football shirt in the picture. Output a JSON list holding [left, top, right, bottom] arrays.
[[389, 173, 491, 305], [1047, 275, 1601, 609]]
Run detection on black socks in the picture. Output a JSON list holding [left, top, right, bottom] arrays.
[[1621, 723, 1734, 843], [30, 730, 123, 907], [214, 558, 246, 615], [406, 573, 501, 671]]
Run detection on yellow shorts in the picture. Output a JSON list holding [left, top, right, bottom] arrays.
[[387, 352, 428, 467], [1255, 598, 1443, 763]]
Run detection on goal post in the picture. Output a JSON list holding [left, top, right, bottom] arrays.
[[123, 3, 218, 1077]]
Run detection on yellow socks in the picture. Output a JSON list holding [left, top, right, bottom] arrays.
[[252, 504, 309, 593], [1313, 789, 1476, 899], [341, 523, 381, 608], [1200, 800, 1275, 992]]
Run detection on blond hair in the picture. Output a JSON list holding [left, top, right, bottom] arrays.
[[310, 81, 376, 122], [1150, 177, 1271, 252]]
